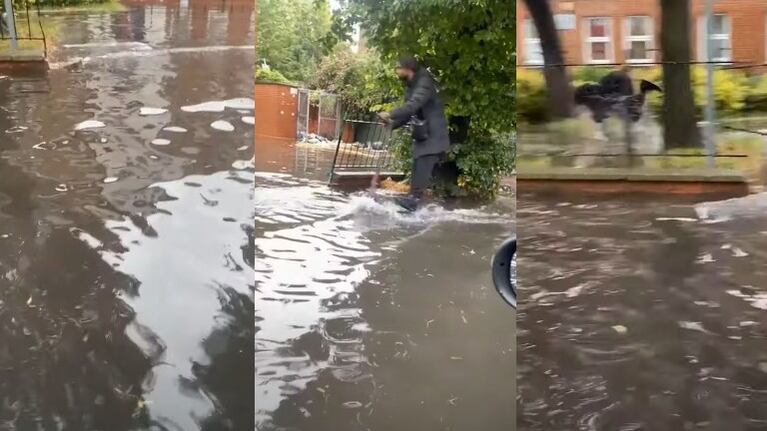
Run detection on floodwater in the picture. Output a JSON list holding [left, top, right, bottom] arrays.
[[517, 192, 767, 430], [0, 2, 254, 430], [255, 140, 515, 430]]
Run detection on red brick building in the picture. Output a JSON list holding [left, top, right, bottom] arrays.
[[516, 1, 767, 68]]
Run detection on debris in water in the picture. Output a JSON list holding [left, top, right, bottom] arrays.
[[241, 116, 254, 125], [55, 184, 68, 192], [5, 126, 28, 134], [342, 401, 363, 409], [611, 325, 628, 334], [139, 107, 168, 116], [732, 247, 749, 257], [426, 319, 435, 328], [103, 177, 119, 184], [151, 138, 171, 146], [697, 253, 714, 264], [211, 120, 234, 132], [163, 126, 188, 133], [237, 145, 249, 151], [739, 321, 758, 327], [678, 321, 708, 333], [74, 120, 106, 131]]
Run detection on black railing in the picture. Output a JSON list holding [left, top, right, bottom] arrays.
[[0, 0, 47, 56], [329, 119, 401, 182]]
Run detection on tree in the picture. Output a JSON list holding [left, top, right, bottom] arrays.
[[522, 0, 573, 119], [349, 0, 515, 134], [255, 0, 336, 83], [660, 0, 700, 148]]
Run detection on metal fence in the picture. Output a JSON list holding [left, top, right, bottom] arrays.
[[329, 119, 400, 183], [0, 0, 47, 56]]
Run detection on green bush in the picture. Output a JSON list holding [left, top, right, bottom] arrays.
[[516, 68, 548, 124], [452, 129, 515, 200], [310, 49, 400, 117], [255, 68, 292, 85]]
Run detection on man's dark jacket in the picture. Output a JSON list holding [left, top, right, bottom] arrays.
[[389, 68, 450, 158]]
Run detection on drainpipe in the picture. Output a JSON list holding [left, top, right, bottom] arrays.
[[3, 0, 17, 50], [704, 0, 716, 168]]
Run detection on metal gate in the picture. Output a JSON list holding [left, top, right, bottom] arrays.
[[296, 89, 309, 139], [0, 0, 48, 56], [317, 93, 341, 139], [329, 119, 401, 183]]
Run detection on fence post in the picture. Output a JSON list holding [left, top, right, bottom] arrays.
[[3, 0, 17, 50], [704, 0, 717, 168]]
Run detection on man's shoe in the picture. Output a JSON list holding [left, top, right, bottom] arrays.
[[394, 196, 419, 212]]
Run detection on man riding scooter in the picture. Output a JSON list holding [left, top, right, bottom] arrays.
[[378, 56, 450, 212]]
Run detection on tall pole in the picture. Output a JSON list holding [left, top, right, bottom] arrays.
[[704, 0, 716, 167], [3, 0, 17, 50]]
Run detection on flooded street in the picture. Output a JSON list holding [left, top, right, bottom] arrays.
[[517, 193, 767, 430], [0, 2, 254, 429], [255, 141, 515, 430]]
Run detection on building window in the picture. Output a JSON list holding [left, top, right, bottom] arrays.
[[584, 17, 613, 64], [624, 16, 654, 64], [698, 14, 731, 63], [523, 19, 544, 65]]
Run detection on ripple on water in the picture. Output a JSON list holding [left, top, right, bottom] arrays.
[[255, 172, 510, 426]]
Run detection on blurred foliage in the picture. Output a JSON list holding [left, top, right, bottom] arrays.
[[518, 66, 767, 124], [255, 68, 293, 85]]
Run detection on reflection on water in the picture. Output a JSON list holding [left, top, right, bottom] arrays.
[[255, 163, 515, 429], [1, 2, 253, 429], [518, 193, 767, 430]]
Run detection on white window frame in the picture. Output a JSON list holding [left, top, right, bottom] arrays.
[[623, 16, 654, 64], [584, 17, 614, 64], [523, 19, 544, 66], [698, 14, 731, 63]]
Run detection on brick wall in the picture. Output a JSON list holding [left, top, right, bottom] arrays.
[[255, 83, 298, 140], [517, 0, 767, 68]]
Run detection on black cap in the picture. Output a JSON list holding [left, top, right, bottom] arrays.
[[397, 56, 420, 72]]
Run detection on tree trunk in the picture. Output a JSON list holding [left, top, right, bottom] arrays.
[[523, 0, 573, 119], [660, 0, 700, 148]]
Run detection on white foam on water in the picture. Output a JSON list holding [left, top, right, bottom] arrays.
[[139, 107, 168, 116], [241, 116, 254, 125], [103, 177, 119, 184], [74, 120, 105, 131], [63, 41, 153, 50], [211, 120, 234, 132], [695, 193, 767, 223], [50, 46, 253, 70], [338, 193, 508, 229], [163, 126, 188, 133], [151, 138, 171, 146], [181, 98, 255, 113]]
